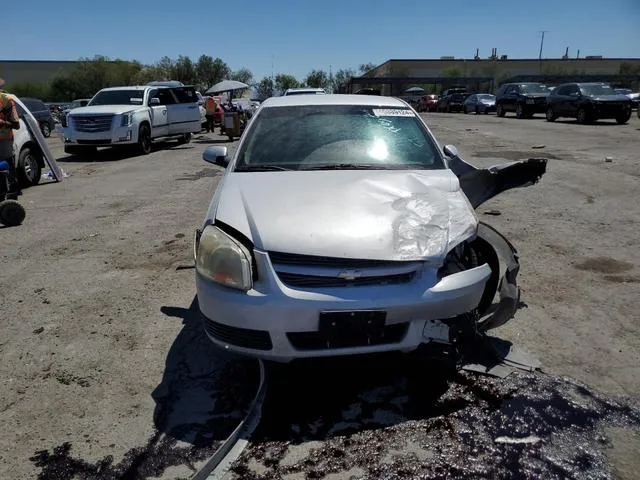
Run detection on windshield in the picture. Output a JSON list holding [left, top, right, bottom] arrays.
[[477, 94, 495, 101], [520, 84, 548, 94], [235, 105, 444, 171], [89, 90, 144, 106], [615, 88, 631, 95], [580, 84, 618, 96]]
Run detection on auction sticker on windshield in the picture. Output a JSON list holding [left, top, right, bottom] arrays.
[[372, 108, 415, 117]]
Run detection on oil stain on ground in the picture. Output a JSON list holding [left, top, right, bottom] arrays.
[[228, 353, 640, 480]]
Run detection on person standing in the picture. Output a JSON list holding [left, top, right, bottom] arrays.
[[204, 95, 217, 133], [0, 78, 21, 194]]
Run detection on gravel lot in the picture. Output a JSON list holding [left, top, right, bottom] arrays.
[[1, 112, 639, 479]]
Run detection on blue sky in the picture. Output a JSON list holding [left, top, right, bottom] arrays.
[[5, 0, 640, 80]]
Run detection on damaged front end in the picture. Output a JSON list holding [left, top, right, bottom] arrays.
[[429, 146, 546, 367]]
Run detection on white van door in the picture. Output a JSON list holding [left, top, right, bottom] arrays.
[[168, 86, 202, 135], [147, 89, 170, 137]]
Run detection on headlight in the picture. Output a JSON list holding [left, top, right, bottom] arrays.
[[121, 112, 134, 127], [195, 225, 253, 291]]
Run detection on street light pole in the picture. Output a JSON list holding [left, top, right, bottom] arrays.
[[538, 30, 548, 74]]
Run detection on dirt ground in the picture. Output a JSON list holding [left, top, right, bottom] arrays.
[[1, 112, 639, 479]]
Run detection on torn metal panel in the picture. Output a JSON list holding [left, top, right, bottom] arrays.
[[449, 153, 547, 209]]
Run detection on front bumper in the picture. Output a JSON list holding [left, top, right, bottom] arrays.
[[62, 126, 138, 146], [196, 249, 491, 362]]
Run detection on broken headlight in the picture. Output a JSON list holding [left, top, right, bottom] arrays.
[[438, 242, 479, 279], [195, 225, 253, 291]]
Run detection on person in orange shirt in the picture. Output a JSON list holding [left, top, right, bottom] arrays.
[[204, 95, 217, 133]]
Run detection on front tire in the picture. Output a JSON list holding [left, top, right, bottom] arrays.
[[577, 108, 589, 124], [496, 104, 505, 117], [17, 147, 42, 187], [546, 106, 557, 122], [41, 122, 51, 138], [515, 104, 526, 119], [138, 124, 152, 154], [616, 111, 631, 124]]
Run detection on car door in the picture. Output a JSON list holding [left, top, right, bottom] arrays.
[[147, 89, 170, 137], [168, 86, 202, 135], [551, 86, 567, 115], [565, 85, 581, 117]]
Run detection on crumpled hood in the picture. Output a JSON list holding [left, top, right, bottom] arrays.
[[212, 170, 478, 263], [69, 105, 143, 115]]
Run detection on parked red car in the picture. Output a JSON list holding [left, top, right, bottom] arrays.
[[418, 94, 439, 112]]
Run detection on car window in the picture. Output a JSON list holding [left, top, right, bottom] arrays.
[[172, 87, 199, 103], [520, 84, 548, 94], [156, 89, 176, 105], [236, 105, 443, 171], [21, 99, 42, 112], [89, 89, 145, 106], [567, 85, 581, 96], [579, 84, 616, 96]]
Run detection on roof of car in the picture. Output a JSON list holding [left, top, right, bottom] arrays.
[[98, 85, 176, 91], [261, 94, 408, 108]]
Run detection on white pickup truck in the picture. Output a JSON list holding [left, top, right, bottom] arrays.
[[61, 85, 202, 156]]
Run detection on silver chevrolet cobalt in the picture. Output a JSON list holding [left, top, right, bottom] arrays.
[[194, 94, 546, 362]]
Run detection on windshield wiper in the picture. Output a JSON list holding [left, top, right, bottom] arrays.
[[235, 165, 293, 172], [300, 163, 392, 171]]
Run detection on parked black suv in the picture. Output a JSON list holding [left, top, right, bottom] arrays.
[[19, 97, 55, 137], [437, 88, 468, 112], [546, 83, 632, 124], [495, 83, 549, 118]]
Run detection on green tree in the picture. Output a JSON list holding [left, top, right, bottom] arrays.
[[256, 76, 274, 100], [196, 55, 216, 89], [332, 68, 355, 92], [211, 58, 231, 85], [5, 81, 50, 99], [304, 70, 329, 89], [156, 56, 176, 80], [231, 68, 254, 85], [174, 55, 197, 85], [275, 73, 299, 93], [359, 63, 377, 74]]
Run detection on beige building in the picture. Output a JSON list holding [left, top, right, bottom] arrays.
[[352, 57, 640, 95], [0, 60, 79, 86]]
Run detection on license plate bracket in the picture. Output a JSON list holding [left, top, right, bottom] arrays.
[[318, 310, 387, 348]]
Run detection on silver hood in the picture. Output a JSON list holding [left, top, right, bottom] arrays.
[[212, 170, 478, 263]]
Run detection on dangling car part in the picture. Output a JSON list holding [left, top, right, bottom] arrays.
[[194, 95, 547, 362]]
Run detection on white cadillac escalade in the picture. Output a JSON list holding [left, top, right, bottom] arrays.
[[61, 85, 202, 155]]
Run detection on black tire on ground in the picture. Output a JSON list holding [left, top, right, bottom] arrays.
[[463, 105, 468, 114], [41, 122, 51, 138], [138, 124, 152, 154], [546, 106, 557, 122], [515, 104, 526, 119], [475, 106, 480, 115], [0, 200, 26, 226], [496, 104, 505, 117], [228, 135, 234, 141], [177, 133, 192, 145], [17, 147, 41, 187], [577, 108, 589, 124], [616, 112, 631, 124]]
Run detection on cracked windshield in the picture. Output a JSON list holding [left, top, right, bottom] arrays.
[[2, 0, 639, 479]]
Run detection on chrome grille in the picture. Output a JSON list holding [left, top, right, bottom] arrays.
[[71, 115, 114, 133], [269, 251, 421, 289]]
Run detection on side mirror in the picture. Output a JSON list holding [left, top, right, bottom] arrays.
[[443, 144, 459, 158], [149, 98, 160, 106], [203, 145, 229, 166]]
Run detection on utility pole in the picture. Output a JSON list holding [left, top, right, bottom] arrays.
[[329, 64, 333, 93], [538, 30, 548, 74]]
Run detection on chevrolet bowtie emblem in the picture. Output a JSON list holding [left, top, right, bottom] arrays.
[[337, 270, 362, 280]]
